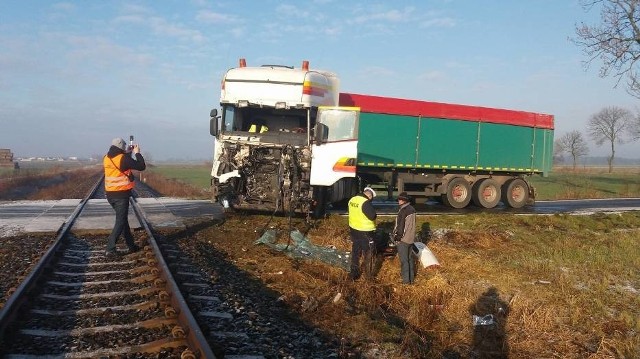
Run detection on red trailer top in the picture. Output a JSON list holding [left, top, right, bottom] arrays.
[[339, 93, 554, 130]]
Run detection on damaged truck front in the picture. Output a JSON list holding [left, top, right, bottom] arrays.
[[209, 59, 340, 214]]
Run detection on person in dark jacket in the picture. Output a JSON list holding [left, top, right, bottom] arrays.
[[103, 137, 146, 258], [347, 186, 377, 280], [392, 192, 416, 284]]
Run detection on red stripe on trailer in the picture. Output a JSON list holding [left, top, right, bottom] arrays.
[[339, 93, 554, 130]]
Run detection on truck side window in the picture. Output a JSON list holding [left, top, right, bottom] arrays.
[[223, 106, 236, 131], [320, 109, 358, 141]]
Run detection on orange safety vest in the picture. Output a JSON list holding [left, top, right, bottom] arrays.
[[103, 154, 134, 192]]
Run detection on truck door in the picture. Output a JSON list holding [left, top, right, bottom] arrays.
[[310, 106, 359, 186]]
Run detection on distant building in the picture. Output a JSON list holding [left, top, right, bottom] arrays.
[[0, 148, 15, 167]]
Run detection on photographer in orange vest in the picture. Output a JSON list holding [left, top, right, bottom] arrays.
[[103, 137, 146, 258]]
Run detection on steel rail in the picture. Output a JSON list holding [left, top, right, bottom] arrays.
[[1, 176, 216, 358], [0, 175, 104, 338], [130, 196, 217, 358]]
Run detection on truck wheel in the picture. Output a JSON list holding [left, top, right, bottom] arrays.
[[312, 186, 327, 219], [472, 178, 500, 209], [502, 178, 529, 208], [443, 177, 471, 209]]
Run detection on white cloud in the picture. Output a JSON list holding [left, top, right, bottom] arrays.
[[276, 4, 310, 18], [192, 0, 209, 7], [52, 2, 75, 12], [121, 4, 152, 15], [113, 15, 146, 25], [196, 10, 240, 24], [358, 66, 396, 77], [352, 7, 415, 24], [229, 27, 246, 38], [419, 17, 455, 28], [148, 17, 205, 42], [323, 26, 342, 36], [65, 35, 153, 68], [418, 70, 446, 82]]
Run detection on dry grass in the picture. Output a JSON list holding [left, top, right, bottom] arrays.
[[2, 164, 638, 357], [0, 166, 101, 200], [197, 211, 640, 358]]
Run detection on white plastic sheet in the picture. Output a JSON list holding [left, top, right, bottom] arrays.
[[412, 242, 440, 268]]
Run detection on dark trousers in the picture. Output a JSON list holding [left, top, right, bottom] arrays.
[[349, 228, 375, 279], [397, 242, 415, 284], [106, 197, 136, 252]]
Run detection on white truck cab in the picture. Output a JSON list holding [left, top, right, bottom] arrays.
[[209, 59, 343, 214]]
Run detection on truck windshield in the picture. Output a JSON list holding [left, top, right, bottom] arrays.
[[221, 105, 308, 134], [318, 108, 358, 141]]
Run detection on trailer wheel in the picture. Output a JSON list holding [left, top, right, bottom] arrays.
[[472, 178, 500, 209], [443, 177, 471, 209], [502, 178, 529, 208]]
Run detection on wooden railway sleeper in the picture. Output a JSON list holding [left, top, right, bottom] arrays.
[[0, 176, 216, 358]]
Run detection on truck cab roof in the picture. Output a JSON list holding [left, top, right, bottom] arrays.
[[221, 65, 339, 109]]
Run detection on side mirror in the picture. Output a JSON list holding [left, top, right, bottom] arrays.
[[210, 109, 220, 136], [210, 118, 219, 136], [314, 123, 328, 144]]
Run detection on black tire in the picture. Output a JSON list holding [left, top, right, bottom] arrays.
[[501, 178, 529, 208], [472, 178, 500, 209], [311, 186, 327, 219], [442, 177, 471, 209]]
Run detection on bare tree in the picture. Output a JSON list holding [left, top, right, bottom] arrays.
[[587, 106, 632, 172], [573, 0, 640, 98], [555, 131, 590, 170], [631, 113, 640, 140], [553, 141, 565, 165]]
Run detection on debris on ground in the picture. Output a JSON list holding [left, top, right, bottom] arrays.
[[255, 229, 350, 270]]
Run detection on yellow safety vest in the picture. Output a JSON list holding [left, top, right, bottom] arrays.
[[348, 195, 375, 231], [249, 124, 269, 133], [104, 154, 134, 192]]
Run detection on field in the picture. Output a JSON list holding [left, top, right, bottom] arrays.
[[6, 162, 639, 201], [147, 164, 640, 357], [145, 162, 212, 190], [200, 210, 640, 358], [1, 164, 639, 357], [147, 163, 640, 201], [530, 166, 640, 200]]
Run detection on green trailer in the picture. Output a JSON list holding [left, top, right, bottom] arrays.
[[337, 93, 554, 209]]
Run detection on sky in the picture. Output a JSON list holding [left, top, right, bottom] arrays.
[[1, 0, 639, 162]]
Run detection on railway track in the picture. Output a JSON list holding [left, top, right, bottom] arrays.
[[0, 177, 216, 358]]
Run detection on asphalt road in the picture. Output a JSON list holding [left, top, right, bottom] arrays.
[[364, 197, 640, 215]]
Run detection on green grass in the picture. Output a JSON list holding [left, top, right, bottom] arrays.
[[530, 167, 640, 200], [147, 163, 211, 189], [150, 164, 640, 201]]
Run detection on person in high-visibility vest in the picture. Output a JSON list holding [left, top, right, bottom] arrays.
[[347, 186, 377, 280], [103, 137, 146, 258]]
